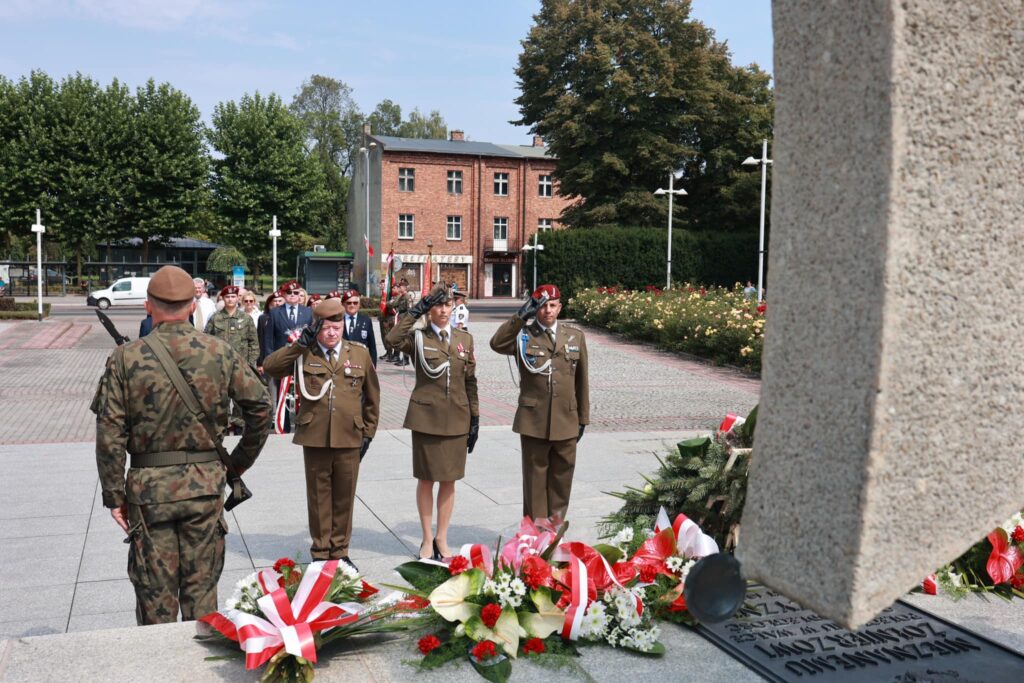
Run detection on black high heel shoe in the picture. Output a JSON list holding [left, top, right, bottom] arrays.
[[432, 539, 443, 562]]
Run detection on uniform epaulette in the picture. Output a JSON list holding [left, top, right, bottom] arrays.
[[562, 321, 583, 329], [345, 340, 367, 348]]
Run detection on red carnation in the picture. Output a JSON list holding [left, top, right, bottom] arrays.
[[638, 563, 659, 584], [481, 603, 502, 629], [273, 558, 296, 573], [418, 635, 442, 655], [448, 556, 470, 575], [1013, 526, 1024, 544], [523, 638, 545, 656], [756, 302, 767, 315], [1012, 572, 1024, 590], [521, 556, 553, 590], [471, 640, 497, 661]]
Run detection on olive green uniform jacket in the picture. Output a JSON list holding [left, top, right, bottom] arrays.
[[386, 314, 479, 436], [490, 317, 590, 442], [204, 307, 259, 366], [263, 341, 380, 448], [92, 321, 271, 509]]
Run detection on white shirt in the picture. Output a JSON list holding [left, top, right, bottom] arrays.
[[345, 314, 359, 334], [194, 296, 216, 331], [430, 322, 453, 342], [248, 310, 261, 328], [318, 341, 342, 360], [537, 321, 558, 340]]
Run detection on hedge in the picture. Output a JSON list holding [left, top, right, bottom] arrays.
[[524, 226, 759, 301], [0, 302, 52, 319]]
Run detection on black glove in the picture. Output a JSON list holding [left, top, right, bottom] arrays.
[[467, 416, 480, 453], [410, 289, 446, 318], [359, 437, 372, 460], [517, 292, 549, 321], [577, 424, 586, 442], [296, 318, 323, 347]]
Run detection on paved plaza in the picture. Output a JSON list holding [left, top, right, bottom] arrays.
[[0, 305, 1020, 681]]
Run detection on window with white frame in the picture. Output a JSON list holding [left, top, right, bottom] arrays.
[[493, 217, 509, 240], [398, 168, 415, 192], [447, 215, 462, 240], [398, 214, 414, 239], [447, 170, 463, 195], [493, 172, 509, 196], [538, 174, 553, 197], [538, 218, 553, 232]]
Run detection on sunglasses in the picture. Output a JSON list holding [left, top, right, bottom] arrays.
[[344, 299, 360, 305]]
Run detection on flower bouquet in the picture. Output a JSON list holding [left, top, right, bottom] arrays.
[[393, 515, 717, 682], [921, 511, 1024, 600], [199, 557, 410, 682]]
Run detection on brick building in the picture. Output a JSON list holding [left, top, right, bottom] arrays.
[[346, 129, 573, 298]]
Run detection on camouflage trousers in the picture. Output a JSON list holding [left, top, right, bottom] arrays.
[[127, 495, 227, 625]]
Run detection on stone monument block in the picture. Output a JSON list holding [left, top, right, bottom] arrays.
[[738, 0, 1024, 628]]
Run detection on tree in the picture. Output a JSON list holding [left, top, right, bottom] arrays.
[[367, 99, 402, 136], [208, 92, 329, 285], [206, 246, 248, 273], [397, 108, 447, 139], [514, 0, 773, 229]]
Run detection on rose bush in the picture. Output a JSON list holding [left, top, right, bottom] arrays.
[[568, 284, 765, 372]]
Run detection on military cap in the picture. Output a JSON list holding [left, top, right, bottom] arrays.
[[533, 284, 561, 301], [220, 285, 240, 297], [281, 279, 301, 293], [398, 278, 409, 286], [307, 293, 322, 304], [427, 282, 454, 303], [148, 265, 195, 304], [325, 290, 341, 300], [452, 286, 466, 300], [342, 289, 361, 303], [314, 298, 344, 321]]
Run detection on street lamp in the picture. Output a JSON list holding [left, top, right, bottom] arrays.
[[742, 139, 772, 302], [359, 142, 377, 295], [521, 231, 545, 293], [653, 170, 687, 290], [30, 208, 45, 321], [268, 215, 281, 291]]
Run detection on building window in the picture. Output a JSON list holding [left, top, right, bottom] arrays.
[[447, 215, 462, 241], [398, 214, 414, 239], [538, 218, 553, 232], [493, 217, 509, 241], [538, 174, 553, 197], [493, 172, 509, 196], [399, 168, 415, 192], [447, 170, 463, 195]]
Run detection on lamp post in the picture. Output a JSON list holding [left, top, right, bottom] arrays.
[[742, 139, 772, 302], [653, 170, 687, 290], [30, 208, 45, 321], [359, 142, 377, 295], [268, 215, 281, 291], [521, 231, 545, 293]]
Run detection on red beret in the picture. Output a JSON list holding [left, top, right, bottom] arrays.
[[220, 285, 239, 297], [307, 293, 322, 303], [342, 289, 361, 303], [281, 280, 300, 293], [533, 284, 561, 300], [324, 290, 341, 299]]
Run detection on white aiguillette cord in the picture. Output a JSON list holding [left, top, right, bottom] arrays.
[[517, 323, 553, 390], [414, 328, 451, 394], [293, 352, 334, 401]]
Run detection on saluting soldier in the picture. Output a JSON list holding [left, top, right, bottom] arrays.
[[205, 285, 260, 432], [263, 298, 380, 571], [93, 265, 270, 628], [490, 284, 590, 520], [386, 283, 479, 561]]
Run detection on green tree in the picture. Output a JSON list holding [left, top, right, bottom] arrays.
[[397, 108, 447, 139], [208, 92, 329, 284], [124, 80, 209, 262], [367, 99, 402, 136], [206, 246, 248, 273], [514, 0, 773, 229]]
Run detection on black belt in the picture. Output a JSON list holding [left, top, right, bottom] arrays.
[[130, 450, 219, 468]]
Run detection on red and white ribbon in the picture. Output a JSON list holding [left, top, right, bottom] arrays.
[[553, 541, 643, 640], [201, 560, 361, 670], [653, 506, 719, 559], [274, 375, 293, 434], [561, 553, 589, 640], [458, 543, 493, 575], [718, 412, 744, 434]]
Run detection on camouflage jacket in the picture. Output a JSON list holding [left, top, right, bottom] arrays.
[[92, 320, 271, 509], [389, 292, 411, 317], [204, 307, 259, 366]]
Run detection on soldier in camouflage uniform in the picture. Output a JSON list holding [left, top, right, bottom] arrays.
[[388, 279, 412, 366], [204, 285, 261, 432], [92, 266, 270, 627]]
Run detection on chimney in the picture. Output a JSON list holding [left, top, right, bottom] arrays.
[[450, 129, 465, 142], [532, 135, 544, 147]]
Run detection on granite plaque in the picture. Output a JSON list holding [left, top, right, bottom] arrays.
[[694, 586, 1024, 682]]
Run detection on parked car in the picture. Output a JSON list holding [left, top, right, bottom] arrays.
[[87, 277, 151, 309]]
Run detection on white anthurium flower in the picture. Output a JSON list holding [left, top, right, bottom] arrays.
[[428, 570, 485, 623]]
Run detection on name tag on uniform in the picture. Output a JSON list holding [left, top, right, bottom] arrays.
[[309, 362, 324, 368], [424, 346, 440, 352], [566, 345, 580, 353]]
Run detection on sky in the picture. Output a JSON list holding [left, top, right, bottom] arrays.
[[0, 0, 773, 145]]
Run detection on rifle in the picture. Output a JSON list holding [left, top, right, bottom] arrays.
[[95, 309, 130, 345]]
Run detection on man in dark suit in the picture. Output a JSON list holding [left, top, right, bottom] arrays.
[[340, 289, 377, 367], [264, 280, 313, 433]]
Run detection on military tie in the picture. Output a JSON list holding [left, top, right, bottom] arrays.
[[289, 306, 296, 324], [439, 329, 449, 351], [347, 316, 354, 337], [328, 348, 336, 364], [546, 327, 555, 345]]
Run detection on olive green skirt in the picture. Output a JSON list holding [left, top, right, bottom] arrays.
[[411, 431, 467, 481]]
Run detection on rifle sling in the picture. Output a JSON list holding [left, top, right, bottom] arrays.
[[142, 334, 242, 497]]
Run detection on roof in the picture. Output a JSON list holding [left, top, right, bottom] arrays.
[[99, 236, 221, 249], [372, 135, 555, 160]]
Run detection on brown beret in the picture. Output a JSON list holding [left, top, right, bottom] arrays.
[[148, 266, 195, 304], [428, 283, 453, 303], [314, 298, 344, 321]]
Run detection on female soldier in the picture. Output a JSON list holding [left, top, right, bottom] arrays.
[[387, 283, 480, 560]]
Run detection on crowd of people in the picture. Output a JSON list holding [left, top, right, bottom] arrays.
[[93, 265, 589, 635]]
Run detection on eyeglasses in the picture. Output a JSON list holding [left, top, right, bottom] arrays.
[[344, 300, 360, 306]]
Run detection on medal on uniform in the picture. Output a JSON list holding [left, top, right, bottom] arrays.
[[457, 342, 465, 358], [344, 359, 351, 375]]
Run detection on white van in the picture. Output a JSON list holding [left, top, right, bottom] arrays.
[[87, 277, 151, 309]]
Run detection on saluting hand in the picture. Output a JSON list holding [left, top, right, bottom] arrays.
[[517, 292, 549, 321], [410, 289, 446, 318], [295, 319, 323, 347]]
